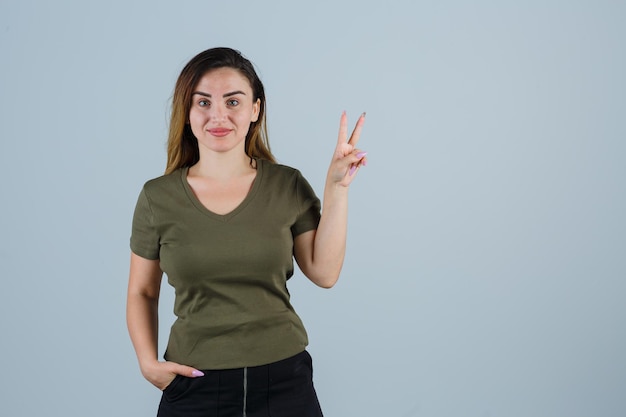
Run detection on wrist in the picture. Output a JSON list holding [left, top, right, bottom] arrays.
[[139, 357, 160, 373], [325, 177, 350, 191]]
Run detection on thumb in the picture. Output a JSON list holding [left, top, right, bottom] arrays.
[[174, 363, 205, 378]]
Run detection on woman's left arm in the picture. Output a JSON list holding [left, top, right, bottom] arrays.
[[294, 112, 367, 288]]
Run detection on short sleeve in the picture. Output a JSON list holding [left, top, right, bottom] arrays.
[[291, 171, 321, 237], [130, 187, 160, 260]]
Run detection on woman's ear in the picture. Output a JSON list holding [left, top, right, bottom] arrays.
[[251, 98, 261, 122]]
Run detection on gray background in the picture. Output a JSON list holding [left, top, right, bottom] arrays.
[[1, 1, 624, 416]]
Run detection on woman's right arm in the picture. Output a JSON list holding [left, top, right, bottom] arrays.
[[126, 252, 204, 389]]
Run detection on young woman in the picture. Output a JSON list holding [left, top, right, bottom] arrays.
[[127, 47, 367, 417]]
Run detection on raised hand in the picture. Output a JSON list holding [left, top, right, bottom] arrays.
[[327, 111, 368, 187], [294, 111, 368, 288]]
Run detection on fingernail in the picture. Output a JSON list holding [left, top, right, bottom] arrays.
[[356, 151, 368, 158], [361, 112, 366, 118], [192, 370, 205, 377], [349, 165, 357, 176]]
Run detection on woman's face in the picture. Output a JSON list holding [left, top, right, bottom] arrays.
[[188, 67, 260, 156]]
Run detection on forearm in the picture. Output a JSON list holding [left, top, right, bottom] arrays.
[[126, 293, 160, 371], [311, 181, 350, 287]]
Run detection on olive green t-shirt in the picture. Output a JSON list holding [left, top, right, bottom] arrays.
[[130, 159, 321, 370]]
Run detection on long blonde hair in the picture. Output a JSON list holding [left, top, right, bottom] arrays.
[[165, 48, 275, 175]]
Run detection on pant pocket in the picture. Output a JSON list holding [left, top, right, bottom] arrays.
[[162, 374, 188, 402]]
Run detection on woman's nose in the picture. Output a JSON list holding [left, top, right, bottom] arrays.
[[209, 104, 227, 120]]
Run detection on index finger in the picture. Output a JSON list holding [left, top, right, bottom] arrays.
[[336, 111, 348, 147], [347, 112, 366, 147]]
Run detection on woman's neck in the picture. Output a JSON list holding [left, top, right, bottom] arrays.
[[189, 150, 255, 180]]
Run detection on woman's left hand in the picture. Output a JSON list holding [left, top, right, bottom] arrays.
[[327, 111, 367, 187], [296, 111, 367, 287]]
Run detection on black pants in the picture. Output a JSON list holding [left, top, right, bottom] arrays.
[[157, 350, 324, 417]]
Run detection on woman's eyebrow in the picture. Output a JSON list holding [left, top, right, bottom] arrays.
[[191, 90, 247, 98]]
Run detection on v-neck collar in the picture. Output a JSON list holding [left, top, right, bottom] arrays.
[[180, 158, 264, 222]]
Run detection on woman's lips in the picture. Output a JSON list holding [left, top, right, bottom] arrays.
[[208, 128, 232, 137]]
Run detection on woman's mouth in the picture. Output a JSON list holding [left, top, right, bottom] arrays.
[[208, 128, 232, 137]]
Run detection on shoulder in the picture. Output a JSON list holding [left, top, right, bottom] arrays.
[[140, 169, 184, 199], [259, 159, 305, 183], [258, 159, 319, 201], [142, 169, 183, 189]]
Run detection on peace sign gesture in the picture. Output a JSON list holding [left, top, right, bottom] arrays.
[[295, 111, 368, 288], [327, 111, 368, 187]]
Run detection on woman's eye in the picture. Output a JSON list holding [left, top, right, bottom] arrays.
[[227, 99, 239, 106], [198, 100, 209, 107]]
